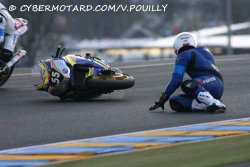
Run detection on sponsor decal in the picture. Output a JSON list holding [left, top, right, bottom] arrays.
[[62, 68, 68, 74]]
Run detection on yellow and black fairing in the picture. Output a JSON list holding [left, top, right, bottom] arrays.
[[36, 59, 74, 98], [35, 59, 51, 92], [63, 54, 110, 77], [63, 54, 107, 83], [63, 55, 77, 67]]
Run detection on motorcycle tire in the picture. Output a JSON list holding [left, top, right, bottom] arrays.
[[0, 66, 14, 87], [85, 74, 135, 90]]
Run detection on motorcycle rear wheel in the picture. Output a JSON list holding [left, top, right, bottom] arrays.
[[0, 68, 14, 87], [86, 74, 135, 90], [0, 62, 14, 87]]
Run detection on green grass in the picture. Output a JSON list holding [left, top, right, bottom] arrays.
[[48, 134, 250, 167]]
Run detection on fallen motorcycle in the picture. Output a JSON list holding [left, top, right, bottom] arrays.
[[36, 47, 135, 99]]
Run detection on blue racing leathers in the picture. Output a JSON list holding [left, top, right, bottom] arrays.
[[164, 47, 224, 112]]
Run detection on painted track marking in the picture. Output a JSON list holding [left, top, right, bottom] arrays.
[[0, 118, 250, 167]]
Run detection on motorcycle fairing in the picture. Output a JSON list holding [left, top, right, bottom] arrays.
[[51, 59, 70, 78], [63, 55, 110, 70], [63, 55, 76, 67], [36, 58, 69, 92], [36, 60, 50, 91]]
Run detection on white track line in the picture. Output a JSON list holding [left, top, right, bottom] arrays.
[[11, 57, 250, 77], [0, 117, 249, 153], [12, 73, 39, 77]]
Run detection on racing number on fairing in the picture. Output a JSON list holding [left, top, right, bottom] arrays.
[[51, 71, 60, 84]]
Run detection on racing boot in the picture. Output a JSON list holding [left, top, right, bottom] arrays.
[[191, 99, 207, 111], [197, 91, 226, 113]]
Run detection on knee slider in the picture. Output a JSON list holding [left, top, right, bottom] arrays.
[[181, 80, 198, 94]]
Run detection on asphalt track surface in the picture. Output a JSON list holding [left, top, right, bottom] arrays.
[[1, 54, 250, 150]]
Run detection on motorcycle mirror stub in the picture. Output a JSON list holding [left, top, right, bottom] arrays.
[[86, 53, 91, 59], [54, 45, 65, 58], [55, 46, 61, 58]]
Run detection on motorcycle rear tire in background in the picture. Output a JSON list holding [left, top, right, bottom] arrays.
[[0, 66, 14, 87], [85, 74, 135, 90]]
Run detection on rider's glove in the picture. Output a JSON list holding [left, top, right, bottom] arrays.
[[149, 93, 169, 111], [1, 49, 13, 63]]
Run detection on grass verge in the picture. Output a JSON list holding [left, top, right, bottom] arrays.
[[47, 134, 250, 167]]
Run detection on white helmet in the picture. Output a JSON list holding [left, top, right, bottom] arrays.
[[173, 32, 197, 54]]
